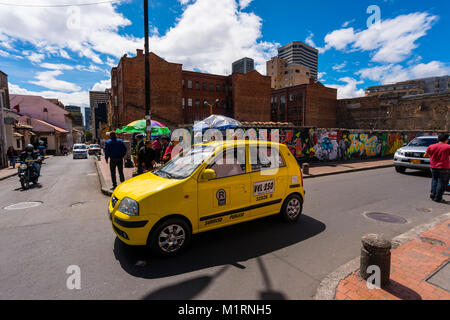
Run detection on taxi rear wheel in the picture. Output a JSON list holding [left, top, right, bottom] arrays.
[[148, 218, 191, 257], [281, 194, 303, 222]]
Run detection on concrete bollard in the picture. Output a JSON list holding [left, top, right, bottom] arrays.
[[360, 234, 391, 287], [302, 163, 309, 175]]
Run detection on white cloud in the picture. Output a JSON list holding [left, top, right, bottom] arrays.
[[29, 70, 81, 92], [41, 63, 74, 70], [320, 12, 438, 63], [357, 61, 450, 84], [239, 0, 253, 9], [332, 61, 347, 72], [326, 77, 365, 99], [147, 0, 278, 75], [9, 83, 89, 108], [305, 31, 316, 48], [91, 79, 111, 91], [25, 52, 45, 63], [342, 19, 355, 28], [75, 64, 102, 72], [0, 49, 9, 57], [317, 72, 326, 82]]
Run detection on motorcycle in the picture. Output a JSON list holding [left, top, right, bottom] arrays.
[[18, 159, 40, 190]]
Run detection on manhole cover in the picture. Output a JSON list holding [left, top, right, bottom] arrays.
[[3, 201, 43, 210], [364, 212, 407, 224], [416, 208, 432, 213], [426, 261, 450, 292]]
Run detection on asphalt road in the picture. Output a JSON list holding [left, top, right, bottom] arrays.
[[0, 155, 448, 299]]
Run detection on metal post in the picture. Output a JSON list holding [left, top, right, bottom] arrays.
[[144, 0, 151, 140]]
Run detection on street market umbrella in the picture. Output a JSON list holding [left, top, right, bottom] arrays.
[[192, 114, 242, 132], [122, 119, 165, 132]]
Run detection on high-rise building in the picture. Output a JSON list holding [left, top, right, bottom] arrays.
[[232, 57, 255, 74], [84, 107, 91, 130], [89, 90, 110, 141], [277, 41, 319, 79], [266, 56, 311, 89], [65, 105, 83, 129]]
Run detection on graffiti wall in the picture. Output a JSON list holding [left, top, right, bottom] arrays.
[[246, 128, 441, 162]]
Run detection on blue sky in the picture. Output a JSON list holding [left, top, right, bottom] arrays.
[[0, 0, 448, 113]]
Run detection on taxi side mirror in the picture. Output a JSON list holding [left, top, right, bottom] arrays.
[[200, 169, 216, 181]]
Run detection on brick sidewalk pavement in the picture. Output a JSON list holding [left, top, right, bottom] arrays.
[[335, 220, 450, 300], [95, 157, 134, 194]]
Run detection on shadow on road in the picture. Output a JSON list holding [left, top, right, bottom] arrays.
[[113, 213, 326, 280], [400, 170, 432, 178]]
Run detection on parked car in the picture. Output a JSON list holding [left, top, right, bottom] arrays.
[[393, 136, 446, 173], [108, 140, 305, 256], [73, 144, 88, 159], [88, 144, 101, 155]]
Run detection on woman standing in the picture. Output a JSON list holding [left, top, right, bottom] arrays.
[[7, 146, 18, 169]]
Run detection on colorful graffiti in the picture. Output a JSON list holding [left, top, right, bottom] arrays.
[[245, 128, 439, 162], [189, 126, 441, 163]]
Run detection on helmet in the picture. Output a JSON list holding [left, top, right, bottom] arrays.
[[26, 144, 34, 150], [39, 140, 44, 145]]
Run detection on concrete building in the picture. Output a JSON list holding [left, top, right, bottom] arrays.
[[266, 56, 311, 89], [65, 105, 84, 129], [365, 76, 450, 97], [277, 41, 319, 79], [232, 57, 255, 74], [271, 80, 338, 127], [89, 90, 110, 141], [0, 70, 13, 167], [84, 107, 91, 130], [9, 95, 74, 154], [110, 50, 271, 128]]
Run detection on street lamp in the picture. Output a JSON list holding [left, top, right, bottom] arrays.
[[204, 99, 220, 116]]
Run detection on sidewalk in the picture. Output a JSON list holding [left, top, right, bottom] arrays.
[[303, 158, 393, 179], [315, 213, 450, 300], [95, 157, 134, 196]]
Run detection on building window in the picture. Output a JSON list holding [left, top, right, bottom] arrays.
[[209, 83, 214, 91], [188, 98, 192, 107], [188, 80, 192, 89], [195, 99, 200, 107], [182, 79, 185, 88], [195, 81, 200, 90], [202, 82, 207, 90], [223, 84, 226, 92], [182, 98, 185, 108], [216, 84, 221, 92]]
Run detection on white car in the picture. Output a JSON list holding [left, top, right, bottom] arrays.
[[73, 144, 88, 159]]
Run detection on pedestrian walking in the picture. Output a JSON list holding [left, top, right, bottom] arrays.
[[104, 131, 127, 190], [134, 133, 145, 174], [160, 136, 170, 163], [38, 141, 46, 158], [138, 140, 156, 172], [424, 133, 450, 203], [162, 136, 183, 164], [7, 146, 18, 168], [152, 137, 162, 164]]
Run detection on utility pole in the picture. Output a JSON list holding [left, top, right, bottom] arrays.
[[144, 0, 151, 140]]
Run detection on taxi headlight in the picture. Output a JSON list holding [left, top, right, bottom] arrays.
[[118, 197, 139, 216]]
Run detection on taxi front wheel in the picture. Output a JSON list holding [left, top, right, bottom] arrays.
[[281, 194, 303, 222], [148, 218, 191, 257]]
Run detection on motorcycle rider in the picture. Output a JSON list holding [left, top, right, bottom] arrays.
[[19, 144, 42, 176]]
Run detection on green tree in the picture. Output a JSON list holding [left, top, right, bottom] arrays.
[[84, 129, 92, 143]]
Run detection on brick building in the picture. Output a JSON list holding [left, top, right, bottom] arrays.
[[337, 92, 450, 131], [110, 50, 271, 129], [270, 81, 338, 127]]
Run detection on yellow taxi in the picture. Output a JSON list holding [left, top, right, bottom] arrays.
[[108, 140, 305, 256]]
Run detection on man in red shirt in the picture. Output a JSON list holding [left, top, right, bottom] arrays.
[[424, 133, 450, 203]]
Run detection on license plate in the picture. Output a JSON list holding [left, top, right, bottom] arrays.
[[411, 159, 421, 164], [253, 179, 275, 196]]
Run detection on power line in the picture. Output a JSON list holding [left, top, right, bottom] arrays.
[[0, 0, 122, 8]]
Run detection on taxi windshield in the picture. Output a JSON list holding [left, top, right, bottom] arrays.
[[153, 145, 216, 180]]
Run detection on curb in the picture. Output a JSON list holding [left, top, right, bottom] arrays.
[[95, 159, 112, 197], [313, 211, 450, 300], [303, 164, 394, 179]]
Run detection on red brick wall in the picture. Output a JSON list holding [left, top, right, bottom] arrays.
[[232, 71, 271, 122], [182, 71, 231, 124], [305, 83, 337, 128]]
